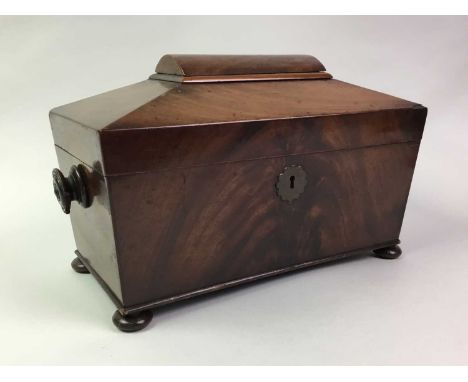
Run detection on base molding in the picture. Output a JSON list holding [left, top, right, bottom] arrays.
[[75, 240, 401, 331], [89, 240, 400, 315]]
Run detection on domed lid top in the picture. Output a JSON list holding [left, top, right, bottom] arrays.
[[151, 54, 331, 83]]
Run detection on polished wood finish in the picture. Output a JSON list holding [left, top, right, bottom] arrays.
[[150, 71, 333, 83], [110, 142, 419, 307], [55, 148, 123, 301], [49, 54, 427, 327], [51, 80, 426, 176], [123, 241, 400, 314], [49, 80, 176, 175], [75, 249, 123, 309], [101, 108, 425, 176], [52, 165, 90, 214], [104, 80, 420, 131], [51, 78, 425, 176], [112, 310, 153, 332], [373, 245, 403, 259], [155, 54, 326, 76], [71, 257, 90, 274]]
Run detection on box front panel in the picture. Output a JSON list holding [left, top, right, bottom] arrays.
[[109, 142, 419, 308]]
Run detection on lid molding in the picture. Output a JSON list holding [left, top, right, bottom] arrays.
[[153, 54, 330, 83], [150, 71, 332, 83]]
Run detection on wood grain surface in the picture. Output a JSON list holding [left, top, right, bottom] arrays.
[[49, 56, 427, 315], [155, 54, 326, 76], [149, 71, 333, 83], [101, 107, 426, 176], [108, 141, 420, 307], [105, 79, 421, 131], [55, 146, 123, 302]]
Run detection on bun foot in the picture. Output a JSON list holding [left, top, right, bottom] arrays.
[[112, 310, 153, 332], [71, 257, 90, 273], [373, 244, 402, 260]]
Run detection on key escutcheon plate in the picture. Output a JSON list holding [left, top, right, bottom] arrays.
[[276, 165, 307, 203]]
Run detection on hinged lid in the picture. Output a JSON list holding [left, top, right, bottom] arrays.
[[50, 54, 426, 177], [149, 54, 332, 83]]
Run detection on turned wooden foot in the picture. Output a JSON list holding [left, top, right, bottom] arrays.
[[71, 257, 90, 273], [112, 310, 153, 332], [373, 244, 402, 260]]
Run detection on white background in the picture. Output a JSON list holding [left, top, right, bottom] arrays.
[[0, 16, 467, 365]]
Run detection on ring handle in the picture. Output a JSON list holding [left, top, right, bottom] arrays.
[[52, 165, 90, 214]]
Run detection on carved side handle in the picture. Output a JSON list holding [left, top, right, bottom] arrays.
[[52, 165, 90, 214]]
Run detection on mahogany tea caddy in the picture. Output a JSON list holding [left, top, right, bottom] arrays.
[[50, 54, 426, 332]]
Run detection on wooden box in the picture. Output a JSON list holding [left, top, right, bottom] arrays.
[[50, 55, 427, 332]]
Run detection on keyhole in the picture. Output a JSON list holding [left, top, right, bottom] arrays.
[[290, 175, 295, 189]]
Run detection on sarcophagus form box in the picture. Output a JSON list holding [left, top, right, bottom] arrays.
[[50, 55, 427, 331]]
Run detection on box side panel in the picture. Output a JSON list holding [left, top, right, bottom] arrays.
[[109, 142, 419, 308], [55, 147, 123, 302], [100, 107, 426, 176], [50, 113, 104, 174], [49, 80, 178, 175]]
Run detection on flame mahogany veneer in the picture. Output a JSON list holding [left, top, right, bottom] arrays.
[[49, 55, 426, 332]]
